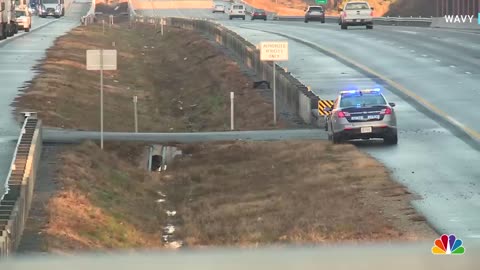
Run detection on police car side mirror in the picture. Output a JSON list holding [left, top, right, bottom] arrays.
[[324, 107, 331, 112], [389, 102, 396, 107]]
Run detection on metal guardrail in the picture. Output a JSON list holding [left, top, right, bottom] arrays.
[[80, 0, 96, 25], [0, 113, 42, 257], [272, 15, 433, 27], [0, 118, 30, 202]]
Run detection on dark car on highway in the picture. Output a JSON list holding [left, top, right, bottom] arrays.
[[304, 5, 325, 23], [251, 9, 267, 20]]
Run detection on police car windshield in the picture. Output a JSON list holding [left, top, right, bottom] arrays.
[[340, 94, 386, 108]]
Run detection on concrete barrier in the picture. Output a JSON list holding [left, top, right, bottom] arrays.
[[0, 113, 43, 258], [80, 0, 96, 25]]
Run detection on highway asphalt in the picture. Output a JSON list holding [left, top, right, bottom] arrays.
[[137, 4, 480, 240], [0, 0, 91, 197]]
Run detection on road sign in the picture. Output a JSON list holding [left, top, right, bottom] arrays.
[[86, 49, 117, 70], [259, 41, 288, 61], [258, 41, 288, 126], [315, 0, 327, 4], [86, 49, 118, 150]]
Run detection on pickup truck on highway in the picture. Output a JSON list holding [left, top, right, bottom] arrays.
[[338, 1, 374, 30], [38, 0, 64, 18]]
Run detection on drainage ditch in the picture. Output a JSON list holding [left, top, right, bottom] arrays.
[[147, 144, 184, 248]]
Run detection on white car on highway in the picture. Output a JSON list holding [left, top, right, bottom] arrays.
[[338, 1, 374, 30], [212, 4, 225, 13], [15, 10, 32, 32]]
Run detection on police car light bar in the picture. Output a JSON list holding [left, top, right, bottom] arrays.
[[340, 88, 381, 95]]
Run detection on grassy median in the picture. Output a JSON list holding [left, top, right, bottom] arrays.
[[15, 21, 436, 252]]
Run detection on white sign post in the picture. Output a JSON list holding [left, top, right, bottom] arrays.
[[133, 95, 138, 133], [161, 18, 166, 36], [86, 49, 118, 149], [259, 41, 288, 126], [230, 92, 234, 130]]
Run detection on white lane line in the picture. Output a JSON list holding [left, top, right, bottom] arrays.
[[399, 46, 404, 49], [410, 50, 415, 53], [465, 71, 472, 75], [395, 30, 418, 35], [435, 59, 441, 62], [450, 65, 456, 68], [422, 54, 428, 57]]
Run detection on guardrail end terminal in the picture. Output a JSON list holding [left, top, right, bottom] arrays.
[[21, 112, 37, 119]]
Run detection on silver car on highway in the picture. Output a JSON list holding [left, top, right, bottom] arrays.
[[324, 89, 398, 145]]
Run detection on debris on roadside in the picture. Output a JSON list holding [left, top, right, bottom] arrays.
[[163, 224, 175, 234], [165, 241, 183, 249]]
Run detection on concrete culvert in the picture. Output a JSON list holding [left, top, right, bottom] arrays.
[[151, 155, 162, 171]]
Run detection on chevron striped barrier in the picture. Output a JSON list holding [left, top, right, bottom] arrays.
[[318, 100, 334, 116]]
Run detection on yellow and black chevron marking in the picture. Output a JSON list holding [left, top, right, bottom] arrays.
[[318, 100, 334, 116]]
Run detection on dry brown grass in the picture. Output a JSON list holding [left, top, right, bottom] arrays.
[[45, 141, 166, 252], [14, 22, 287, 132], [43, 140, 435, 252], [162, 140, 436, 246]]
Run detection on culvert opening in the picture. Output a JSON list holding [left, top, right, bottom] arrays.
[[148, 145, 183, 172], [151, 155, 162, 171]]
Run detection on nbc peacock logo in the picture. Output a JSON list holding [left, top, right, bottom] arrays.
[[432, 234, 465, 255]]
